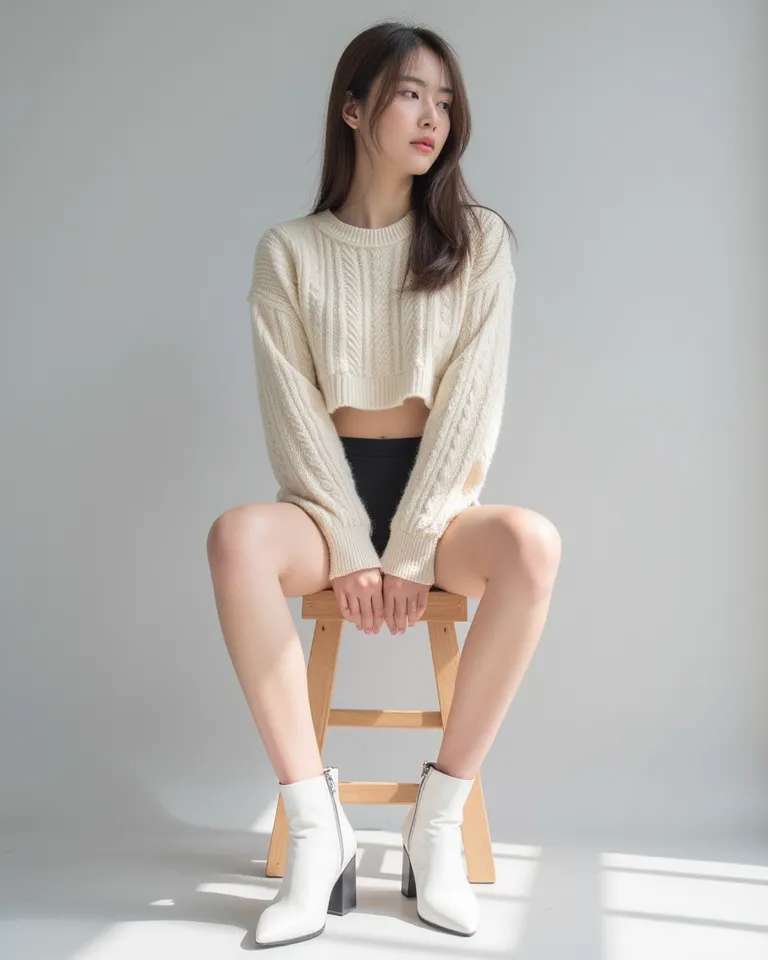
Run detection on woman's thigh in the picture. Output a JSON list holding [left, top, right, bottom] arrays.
[[433, 504, 536, 600], [208, 500, 544, 604], [207, 502, 332, 598], [434, 503, 562, 599]]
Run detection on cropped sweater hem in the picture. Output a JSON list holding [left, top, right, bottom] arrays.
[[325, 368, 435, 413]]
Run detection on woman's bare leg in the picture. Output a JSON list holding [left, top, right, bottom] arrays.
[[206, 503, 331, 785], [433, 507, 562, 780]]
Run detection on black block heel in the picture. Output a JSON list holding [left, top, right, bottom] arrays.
[[401, 845, 417, 898], [328, 853, 357, 916]]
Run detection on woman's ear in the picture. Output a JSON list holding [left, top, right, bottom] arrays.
[[341, 90, 360, 130]]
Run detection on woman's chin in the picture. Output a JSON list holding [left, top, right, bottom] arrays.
[[404, 157, 435, 174]]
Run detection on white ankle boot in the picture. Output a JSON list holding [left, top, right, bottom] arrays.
[[254, 766, 357, 948], [401, 761, 480, 936]]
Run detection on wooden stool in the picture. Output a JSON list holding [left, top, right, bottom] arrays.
[[265, 586, 495, 884]]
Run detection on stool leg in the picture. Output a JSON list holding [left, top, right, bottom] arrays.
[[265, 618, 343, 877], [265, 795, 289, 878], [427, 620, 495, 884], [462, 777, 495, 883]]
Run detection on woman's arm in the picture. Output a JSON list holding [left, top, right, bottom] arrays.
[[379, 213, 516, 585], [248, 227, 381, 581]]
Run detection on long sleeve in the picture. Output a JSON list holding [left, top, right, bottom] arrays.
[[247, 227, 381, 581], [379, 213, 516, 585]]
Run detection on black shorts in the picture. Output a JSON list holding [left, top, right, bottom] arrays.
[[340, 434, 444, 591]]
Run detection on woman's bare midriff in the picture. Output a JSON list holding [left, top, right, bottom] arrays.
[[330, 396, 430, 439]]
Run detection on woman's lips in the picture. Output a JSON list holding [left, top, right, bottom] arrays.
[[411, 142, 434, 152]]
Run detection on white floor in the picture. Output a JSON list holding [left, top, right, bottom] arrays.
[[1, 826, 767, 960]]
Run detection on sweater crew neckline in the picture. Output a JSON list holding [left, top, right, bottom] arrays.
[[312, 207, 414, 246]]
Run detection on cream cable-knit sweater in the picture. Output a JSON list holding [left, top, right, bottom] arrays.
[[246, 204, 516, 585]]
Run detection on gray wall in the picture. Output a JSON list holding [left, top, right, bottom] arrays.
[[1, 0, 766, 852]]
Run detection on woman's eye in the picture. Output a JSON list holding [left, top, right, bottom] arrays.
[[402, 90, 451, 110]]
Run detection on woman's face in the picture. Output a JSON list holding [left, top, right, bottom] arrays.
[[354, 47, 453, 174]]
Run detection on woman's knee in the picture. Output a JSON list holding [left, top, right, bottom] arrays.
[[491, 507, 562, 591], [207, 504, 275, 564]]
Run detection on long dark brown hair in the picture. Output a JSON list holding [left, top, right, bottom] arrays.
[[310, 19, 517, 296]]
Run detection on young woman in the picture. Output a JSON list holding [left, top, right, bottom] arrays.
[[207, 19, 562, 949]]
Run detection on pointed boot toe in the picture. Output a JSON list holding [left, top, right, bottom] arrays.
[[255, 899, 327, 948]]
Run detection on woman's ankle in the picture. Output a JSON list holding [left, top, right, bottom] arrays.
[[278, 762, 326, 785]]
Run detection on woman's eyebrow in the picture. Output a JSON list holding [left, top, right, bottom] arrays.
[[398, 74, 454, 95]]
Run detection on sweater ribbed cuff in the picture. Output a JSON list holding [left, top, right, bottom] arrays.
[[379, 526, 439, 586], [326, 524, 382, 582]]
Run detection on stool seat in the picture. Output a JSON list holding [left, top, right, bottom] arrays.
[[266, 587, 495, 884]]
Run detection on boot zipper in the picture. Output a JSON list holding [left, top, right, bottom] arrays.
[[324, 768, 344, 874], [407, 760, 433, 853]]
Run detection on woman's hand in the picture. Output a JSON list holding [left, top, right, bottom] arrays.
[[330, 568, 384, 634], [382, 573, 429, 634]]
